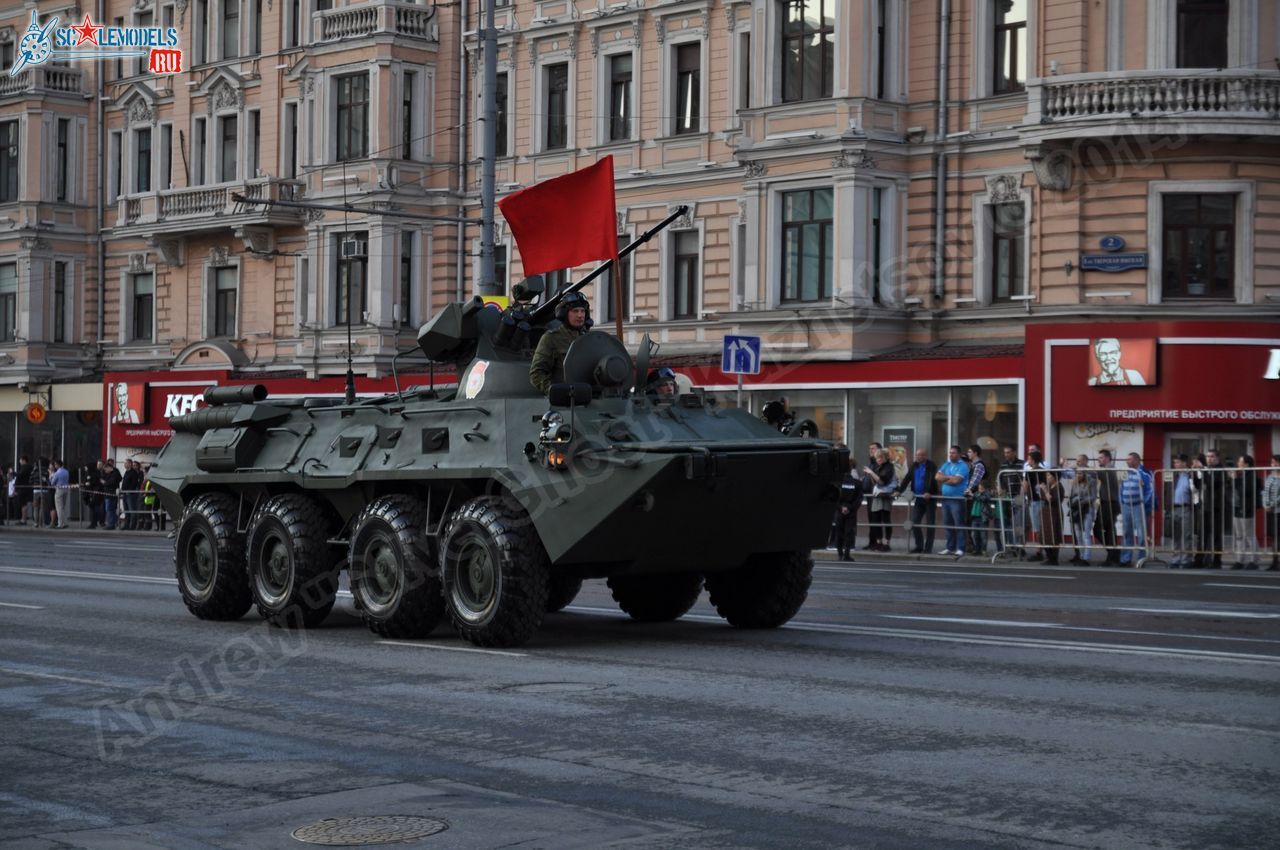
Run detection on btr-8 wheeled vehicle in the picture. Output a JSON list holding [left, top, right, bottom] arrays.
[[150, 215, 847, 647]]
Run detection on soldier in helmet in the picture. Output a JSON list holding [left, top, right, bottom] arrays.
[[645, 367, 678, 401], [530, 291, 591, 395]]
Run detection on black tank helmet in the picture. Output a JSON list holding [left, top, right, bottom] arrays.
[[555, 291, 593, 328]]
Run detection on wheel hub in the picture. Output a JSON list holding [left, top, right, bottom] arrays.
[[187, 533, 214, 590]]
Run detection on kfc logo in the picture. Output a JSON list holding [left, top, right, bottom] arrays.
[[112, 382, 145, 423], [164, 393, 204, 418]]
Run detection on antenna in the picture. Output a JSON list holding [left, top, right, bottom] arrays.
[[342, 160, 356, 405]]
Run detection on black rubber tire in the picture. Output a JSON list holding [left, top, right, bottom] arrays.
[[439, 495, 549, 647], [606, 572, 703, 622], [246, 494, 338, 628], [349, 494, 445, 638], [704, 551, 812, 628], [175, 493, 252, 621], [545, 574, 584, 613]]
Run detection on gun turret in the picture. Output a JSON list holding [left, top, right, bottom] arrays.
[[418, 296, 486, 363]]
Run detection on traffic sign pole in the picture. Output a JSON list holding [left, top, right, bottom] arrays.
[[736, 372, 743, 409]]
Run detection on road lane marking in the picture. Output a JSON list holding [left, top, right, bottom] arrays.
[[815, 566, 1076, 580], [0, 667, 135, 690], [560, 606, 1280, 665], [1116, 608, 1280, 619], [377, 640, 527, 658], [882, 615, 1062, 628], [1204, 583, 1280, 591], [0, 602, 44, 609], [0, 566, 175, 585]]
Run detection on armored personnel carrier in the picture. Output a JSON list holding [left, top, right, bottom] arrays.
[[150, 218, 847, 648]]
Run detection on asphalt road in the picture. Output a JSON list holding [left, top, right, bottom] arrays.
[[1, 530, 1278, 849]]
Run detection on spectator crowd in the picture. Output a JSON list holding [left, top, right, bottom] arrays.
[[830, 443, 1280, 570], [1, 456, 166, 531]]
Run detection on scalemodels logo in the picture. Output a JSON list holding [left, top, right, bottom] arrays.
[[8, 10, 182, 77]]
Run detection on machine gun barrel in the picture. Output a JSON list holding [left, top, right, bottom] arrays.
[[530, 205, 688, 325]]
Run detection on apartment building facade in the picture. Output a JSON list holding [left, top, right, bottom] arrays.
[[0, 0, 1277, 471]]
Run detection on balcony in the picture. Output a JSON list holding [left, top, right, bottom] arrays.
[[114, 177, 306, 236], [1025, 70, 1280, 140], [0, 67, 86, 100], [313, 1, 438, 44]]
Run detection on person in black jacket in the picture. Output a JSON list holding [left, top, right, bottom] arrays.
[[898, 448, 939, 554], [101, 459, 123, 530], [1201, 448, 1232, 569], [15, 455, 33, 525], [120, 460, 143, 530], [862, 448, 897, 552], [82, 461, 104, 529], [834, 458, 863, 562]]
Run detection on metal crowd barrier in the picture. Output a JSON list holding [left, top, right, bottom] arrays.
[[1151, 465, 1278, 570], [3, 484, 167, 531]]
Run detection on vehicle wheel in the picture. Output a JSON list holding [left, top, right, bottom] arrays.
[[246, 494, 338, 628], [175, 493, 252, 621], [349, 494, 445, 638], [439, 496, 549, 647], [606, 572, 703, 622], [704, 551, 812, 628], [545, 574, 584, 613]]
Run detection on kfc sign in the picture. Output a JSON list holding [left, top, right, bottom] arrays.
[[164, 393, 205, 418], [1265, 349, 1280, 380]]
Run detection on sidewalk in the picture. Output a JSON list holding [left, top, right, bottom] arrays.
[[813, 545, 1280, 572], [0, 522, 170, 537]]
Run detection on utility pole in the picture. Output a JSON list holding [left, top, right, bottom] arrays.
[[477, 0, 498, 296]]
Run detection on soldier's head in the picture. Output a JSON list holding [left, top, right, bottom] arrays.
[[556, 292, 590, 329], [645, 367, 677, 399]]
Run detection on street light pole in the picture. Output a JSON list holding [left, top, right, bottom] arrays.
[[478, 0, 498, 296]]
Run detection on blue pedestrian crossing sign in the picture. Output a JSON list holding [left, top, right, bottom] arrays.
[[722, 335, 761, 375]]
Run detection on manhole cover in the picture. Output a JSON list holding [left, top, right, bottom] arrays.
[[291, 815, 448, 846]]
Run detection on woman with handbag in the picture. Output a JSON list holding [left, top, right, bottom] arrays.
[[862, 448, 898, 553]]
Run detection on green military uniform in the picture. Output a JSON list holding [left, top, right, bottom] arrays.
[[529, 325, 585, 395]]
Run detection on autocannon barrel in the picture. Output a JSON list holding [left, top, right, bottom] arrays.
[[204, 384, 268, 406], [169, 407, 242, 434]]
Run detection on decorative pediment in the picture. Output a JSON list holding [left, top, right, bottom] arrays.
[[128, 253, 148, 273], [236, 226, 274, 256], [666, 203, 693, 230], [1025, 145, 1073, 191], [833, 150, 876, 169], [146, 236, 183, 267], [173, 338, 249, 369], [209, 245, 233, 265], [117, 83, 160, 128], [194, 67, 246, 112], [986, 174, 1023, 204], [652, 0, 711, 45]]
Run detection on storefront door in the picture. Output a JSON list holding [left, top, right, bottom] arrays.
[[1166, 432, 1254, 465]]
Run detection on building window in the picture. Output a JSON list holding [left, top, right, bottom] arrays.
[[251, 0, 262, 54], [53, 262, 67, 343], [213, 266, 237, 336], [194, 0, 208, 64], [108, 131, 122, 201], [671, 230, 699, 319], [135, 128, 152, 193], [336, 74, 369, 162], [193, 118, 207, 185], [989, 202, 1026, 301], [604, 234, 630, 322], [494, 243, 508, 293], [1162, 194, 1234, 299], [222, 0, 240, 59], [875, 0, 887, 98], [132, 272, 154, 342], [248, 110, 260, 177], [1177, 0, 1228, 68], [335, 231, 368, 326], [56, 119, 69, 202], [402, 70, 416, 160], [544, 63, 568, 150], [870, 187, 883, 304], [287, 0, 300, 47], [781, 187, 833, 302], [544, 269, 568, 299], [400, 231, 413, 327], [737, 32, 752, 111], [284, 103, 298, 178], [219, 115, 237, 182], [0, 120, 17, 203], [780, 0, 833, 103], [114, 17, 125, 79], [673, 43, 701, 134], [609, 54, 632, 141], [495, 72, 509, 157], [994, 0, 1026, 94], [136, 11, 154, 74], [0, 263, 15, 342], [160, 124, 172, 190], [0, 42, 13, 70]]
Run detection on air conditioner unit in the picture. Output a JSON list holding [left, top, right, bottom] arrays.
[[341, 239, 367, 258]]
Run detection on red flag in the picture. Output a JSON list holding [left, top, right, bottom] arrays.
[[498, 156, 618, 277]]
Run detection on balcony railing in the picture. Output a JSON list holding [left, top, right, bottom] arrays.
[[1033, 70, 1280, 124], [314, 1, 438, 42], [0, 67, 86, 98], [116, 177, 305, 231]]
